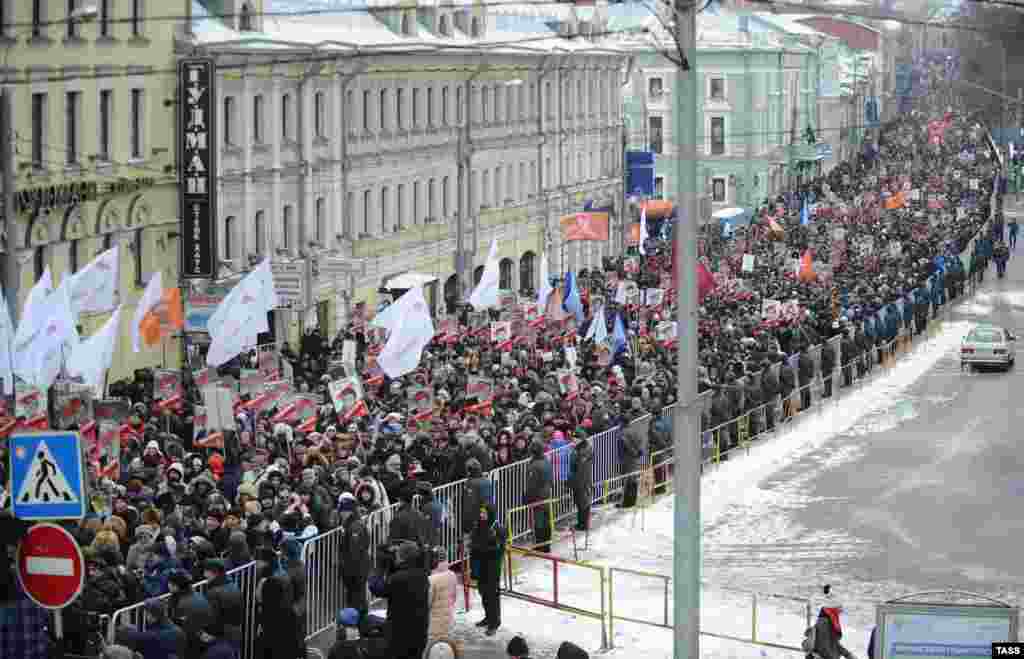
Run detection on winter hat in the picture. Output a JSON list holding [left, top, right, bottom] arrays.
[[338, 492, 357, 512], [337, 608, 361, 627], [507, 636, 530, 657], [145, 440, 161, 453], [167, 462, 184, 480]]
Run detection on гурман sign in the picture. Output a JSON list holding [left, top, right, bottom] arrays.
[[179, 58, 216, 279]]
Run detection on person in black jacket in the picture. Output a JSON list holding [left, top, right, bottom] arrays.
[[256, 575, 305, 659], [201, 559, 244, 649], [617, 431, 643, 509], [369, 542, 430, 659], [523, 440, 553, 552], [337, 493, 371, 621], [820, 341, 836, 399], [470, 502, 506, 636], [568, 437, 594, 531], [388, 484, 429, 546], [797, 348, 814, 411]]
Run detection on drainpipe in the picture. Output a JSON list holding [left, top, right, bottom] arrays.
[[457, 62, 488, 300]]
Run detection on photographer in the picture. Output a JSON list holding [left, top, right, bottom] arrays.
[[368, 541, 430, 659]]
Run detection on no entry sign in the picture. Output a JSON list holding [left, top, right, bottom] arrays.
[[17, 523, 85, 609]]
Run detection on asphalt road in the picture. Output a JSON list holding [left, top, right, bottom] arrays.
[[703, 253, 1024, 633]]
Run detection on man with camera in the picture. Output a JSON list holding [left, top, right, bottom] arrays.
[[368, 540, 430, 659]]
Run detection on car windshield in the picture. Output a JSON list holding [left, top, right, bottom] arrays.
[[967, 328, 1002, 343]]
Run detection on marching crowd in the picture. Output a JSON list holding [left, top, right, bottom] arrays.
[[0, 105, 1007, 659]]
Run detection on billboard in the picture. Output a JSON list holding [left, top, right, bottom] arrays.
[[877, 602, 1017, 659], [179, 58, 217, 279], [626, 151, 655, 198]]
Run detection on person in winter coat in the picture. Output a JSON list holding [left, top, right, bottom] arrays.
[[618, 431, 643, 509], [460, 458, 494, 535], [224, 531, 251, 571], [369, 542, 430, 659], [202, 559, 244, 647], [523, 440, 553, 553], [279, 537, 307, 637], [806, 604, 856, 659], [143, 535, 182, 598], [388, 484, 429, 546], [427, 548, 458, 644], [469, 502, 506, 636], [113, 598, 186, 659], [568, 436, 594, 531], [338, 493, 372, 621], [255, 574, 305, 659]]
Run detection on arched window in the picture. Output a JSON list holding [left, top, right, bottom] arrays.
[[254, 211, 266, 254], [470, 17, 482, 37], [239, 3, 253, 31], [401, 11, 413, 36], [499, 258, 514, 290], [519, 251, 536, 291], [474, 265, 485, 286], [224, 216, 235, 259], [444, 274, 458, 313]]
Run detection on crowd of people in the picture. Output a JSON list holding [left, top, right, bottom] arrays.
[[0, 105, 1006, 659]]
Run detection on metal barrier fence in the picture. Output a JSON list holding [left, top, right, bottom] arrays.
[[107, 560, 260, 659]]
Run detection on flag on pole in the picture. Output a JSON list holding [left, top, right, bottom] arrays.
[[613, 313, 627, 356], [0, 289, 14, 395], [537, 252, 554, 309], [206, 259, 278, 367], [800, 196, 811, 226], [697, 261, 716, 299], [67, 306, 122, 395], [377, 286, 435, 379], [585, 305, 607, 344], [468, 238, 501, 309], [13, 267, 54, 354], [563, 272, 584, 324], [132, 270, 164, 353], [207, 259, 277, 338], [798, 250, 816, 282], [69, 246, 119, 315], [639, 206, 649, 255], [15, 278, 79, 390], [138, 288, 184, 348]]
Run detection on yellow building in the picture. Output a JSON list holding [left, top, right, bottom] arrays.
[[5, 1, 181, 382]]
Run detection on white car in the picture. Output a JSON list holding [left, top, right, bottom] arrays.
[[961, 325, 1016, 371]]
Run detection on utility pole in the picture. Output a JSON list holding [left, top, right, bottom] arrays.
[[1, 88, 18, 326], [672, 0, 699, 657]]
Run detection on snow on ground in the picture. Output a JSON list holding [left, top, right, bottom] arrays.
[[447, 319, 972, 658]]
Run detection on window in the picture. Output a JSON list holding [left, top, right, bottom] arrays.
[[314, 91, 325, 137], [67, 0, 80, 39], [481, 86, 489, 123], [456, 87, 463, 124], [131, 0, 143, 37], [253, 95, 264, 143], [224, 216, 235, 259], [223, 96, 235, 146], [545, 82, 553, 118], [441, 176, 449, 217], [379, 89, 388, 131], [654, 176, 665, 200], [239, 2, 253, 31], [439, 15, 450, 36], [426, 87, 433, 126], [412, 88, 419, 127], [481, 169, 490, 207], [648, 116, 663, 154], [648, 77, 664, 97], [30, 92, 44, 169], [710, 77, 725, 100], [34, 246, 47, 282], [712, 177, 726, 202], [499, 259, 513, 290], [31, 0, 43, 37], [97, 90, 112, 161], [396, 88, 404, 129], [99, 0, 111, 36], [442, 87, 449, 125], [103, 232, 115, 251], [362, 190, 371, 234], [710, 117, 725, 155], [520, 251, 535, 290], [470, 17, 481, 37], [344, 191, 353, 237], [397, 184, 405, 229], [380, 187, 388, 233], [401, 12, 413, 36], [282, 206, 293, 250], [255, 211, 266, 254], [64, 91, 79, 164], [413, 181, 421, 224], [315, 198, 325, 243], [362, 90, 370, 132], [69, 240, 79, 273], [345, 89, 353, 130], [474, 265, 484, 286], [281, 93, 292, 140], [130, 88, 143, 159]]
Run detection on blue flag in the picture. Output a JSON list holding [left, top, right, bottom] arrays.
[[563, 272, 584, 324], [613, 313, 627, 356], [800, 195, 810, 226]]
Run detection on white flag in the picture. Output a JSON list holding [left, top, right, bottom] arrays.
[[585, 305, 608, 344], [0, 290, 14, 395], [377, 286, 435, 379], [15, 278, 79, 390], [537, 252, 554, 310], [639, 206, 649, 256], [468, 238, 500, 309], [206, 259, 277, 367], [132, 270, 163, 353], [13, 267, 54, 354], [67, 306, 122, 395], [70, 246, 119, 315]]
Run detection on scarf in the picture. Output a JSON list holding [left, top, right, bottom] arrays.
[[822, 607, 842, 637]]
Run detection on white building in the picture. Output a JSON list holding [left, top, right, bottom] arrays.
[[185, 0, 629, 341]]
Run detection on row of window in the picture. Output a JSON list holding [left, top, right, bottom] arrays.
[[8, 0, 147, 40], [29, 87, 146, 169], [647, 76, 726, 100], [650, 175, 728, 202], [33, 229, 142, 285], [646, 116, 725, 155], [223, 73, 617, 147]]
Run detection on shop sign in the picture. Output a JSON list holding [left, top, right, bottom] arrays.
[[179, 58, 216, 279]]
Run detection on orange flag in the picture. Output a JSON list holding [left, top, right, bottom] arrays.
[[798, 250, 816, 283], [140, 288, 184, 347], [767, 219, 785, 241], [884, 191, 906, 210]]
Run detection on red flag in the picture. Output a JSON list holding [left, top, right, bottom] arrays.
[[497, 338, 514, 352], [296, 415, 318, 434], [412, 408, 434, 423], [465, 399, 493, 416], [342, 399, 369, 422], [365, 375, 385, 388], [196, 432, 224, 449], [156, 393, 183, 411], [697, 262, 716, 300]]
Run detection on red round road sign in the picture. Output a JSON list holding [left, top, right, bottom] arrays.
[[17, 523, 85, 609]]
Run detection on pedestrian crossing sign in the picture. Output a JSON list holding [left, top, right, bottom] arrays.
[[10, 432, 86, 521]]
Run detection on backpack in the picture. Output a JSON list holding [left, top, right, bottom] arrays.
[[802, 623, 817, 656]]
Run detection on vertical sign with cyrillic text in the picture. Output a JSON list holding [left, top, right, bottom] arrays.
[[179, 58, 216, 279]]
